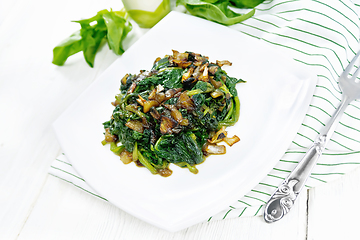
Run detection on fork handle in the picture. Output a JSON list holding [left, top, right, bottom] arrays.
[[263, 96, 352, 223]]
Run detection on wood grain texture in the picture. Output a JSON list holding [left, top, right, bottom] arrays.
[[0, 1, 123, 238], [17, 176, 308, 240], [307, 166, 360, 240]]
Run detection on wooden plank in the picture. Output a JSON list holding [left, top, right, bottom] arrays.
[[17, 175, 308, 240], [307, 166, 360, 240], [0, 0, 125, 238]]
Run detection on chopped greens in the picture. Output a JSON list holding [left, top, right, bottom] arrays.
[[102, 50, 244, 177]]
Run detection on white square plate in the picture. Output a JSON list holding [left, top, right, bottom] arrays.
[[53, 11, 316, 232]]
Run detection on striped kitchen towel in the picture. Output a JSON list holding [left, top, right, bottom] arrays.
[[50, 0, 360, 221]]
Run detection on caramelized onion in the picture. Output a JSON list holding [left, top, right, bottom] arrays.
[[164, 104, 182, 121], [216, 60, 232, 67], [224, 135, 240, 146], [178, 92, 195, 111], [136, 94, 146, 106], [148, 88, 157, 100], [156, 84, 165, 93], [154, 92, 166, 103], [157, 168, 173, 177], [136, 98, 144, 106], [125, 120, 144, 133], [150, 108, 161, 120], [111, 99, 120, 106], [192, 66, 201, 79], [104, 128, 117, 142], [120, 150, 133, 164], [209, 126, 227, 144], [210, 77, 222, 89], [128, 82, 137, 93], [170, 50, 191, 68], [153, 57, 161, 65], [121, 73, 129, 85], [182, 67, 194, 82], [210, 89, 224, 98], [198, 65, 209, 82], [195, 54, 208, 62], [160, 116, 178, 134], [178, 118, 189, 126], [143, 100, 160, 113], [165, 88, 182, 100], [208, 65, 218, 75], [203, 143, 226, 155]]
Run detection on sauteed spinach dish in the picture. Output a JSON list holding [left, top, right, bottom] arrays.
[[102, 50, 244, 177]]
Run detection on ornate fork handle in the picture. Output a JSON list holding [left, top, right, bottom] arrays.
[[264, 96, 352, 223]]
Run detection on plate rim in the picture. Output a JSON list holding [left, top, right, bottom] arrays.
[[53, 11, 317, 232]]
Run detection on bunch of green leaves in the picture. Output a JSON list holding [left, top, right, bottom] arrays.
[[176, 0, 265, 25], [52, 9, 132, 67]]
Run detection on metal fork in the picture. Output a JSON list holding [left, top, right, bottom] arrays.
[[263, 51, 360, 223]]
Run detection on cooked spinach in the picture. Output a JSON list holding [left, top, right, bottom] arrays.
[[102, 50, 244, 177]]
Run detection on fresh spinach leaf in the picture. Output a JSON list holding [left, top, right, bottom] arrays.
[[75, 13, 108, 67], [102, 11, 132, 55], [80, 26, 107, 68], [176, 0, 255, 25], [52, 9, 132, 67], [230, 0, 265, 8], [52, 30, 83, 66]]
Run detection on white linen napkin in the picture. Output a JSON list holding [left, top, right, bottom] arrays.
[[50, 0, 360, 221]]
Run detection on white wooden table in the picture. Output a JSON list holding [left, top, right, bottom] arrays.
[[1, 0, 359, 239]]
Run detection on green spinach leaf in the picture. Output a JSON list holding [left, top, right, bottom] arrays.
[[52, 9, 132, 67], [230, 0, 265, 8], [52, 30, 83, 66], [103, 11, 132, 55], [176, 0, 256, 25], [79, 26, 107, 68]]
